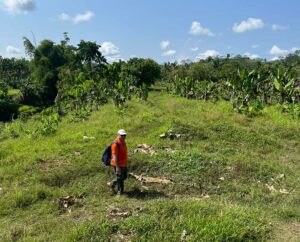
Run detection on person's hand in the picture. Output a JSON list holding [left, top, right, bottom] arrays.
[[116, 166, 121, 174]]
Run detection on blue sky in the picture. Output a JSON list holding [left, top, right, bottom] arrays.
[[0, 0, 299, 63]]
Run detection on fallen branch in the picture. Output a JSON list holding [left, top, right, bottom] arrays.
[[133, 144, 156, 155], [129, 173, 172, 185]]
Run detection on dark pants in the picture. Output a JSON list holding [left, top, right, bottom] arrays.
[[112, 167, 128, 193]]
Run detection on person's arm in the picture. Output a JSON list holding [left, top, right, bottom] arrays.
[[112, 143, 121, 174], [113, 154, 121, 174]]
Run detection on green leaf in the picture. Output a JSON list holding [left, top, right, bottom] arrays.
[[284, 79, 294, 89], [118, 81, 123, 90], [273, 79, 283, 92]]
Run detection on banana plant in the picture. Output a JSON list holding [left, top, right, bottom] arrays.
[[226, 69, 264, 114], [269, 66, 297, 104], [194, 80, 216, 100], [112, 80, 125, 106], [63, 79, 107, 110], [171, 75, 182, 96], [183, 76, 193, 97]]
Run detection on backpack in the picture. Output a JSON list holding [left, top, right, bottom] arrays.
[[101, 141, 120, 166]]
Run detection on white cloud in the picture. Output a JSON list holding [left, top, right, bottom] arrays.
[[190, 47, 198, 52], [160, 40, 170, 50], [196, 50, 220, 60], [233, 18, 264, 33], [271, 56, 280, 61], [99, 42, 119, 56], [290, 47, 299, 53], [177, 57, 192, 64], [2, 0, 35, 14], [244, 52, 260, 59], [189, 21, 214, 36], [58, 13, 71, 21], [272, 24, 288, 31], [105, 55, 122, 63], [73, 11, 94, 24], [269, 45, 288, 55], [58, 11, 95, 24], [269, 46, 300, 60], [162, 49, 176, 56], [99, 42, 122, 63], [251, 44, 259, 49], [6, 45, 21, 54]]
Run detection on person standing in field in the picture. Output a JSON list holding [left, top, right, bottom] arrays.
[[107, 129, 128, 195]]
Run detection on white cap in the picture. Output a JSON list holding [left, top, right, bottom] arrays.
[[117, 129, 127, 135]]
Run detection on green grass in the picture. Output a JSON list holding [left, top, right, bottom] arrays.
[[0, 92, 299, 241]]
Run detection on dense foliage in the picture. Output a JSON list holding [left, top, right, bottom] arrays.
[[162, 53, 300, 117], [0, 34, 161, 122], [0, 34, 299, 123]]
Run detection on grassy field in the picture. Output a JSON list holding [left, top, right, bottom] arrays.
[[0, 92, 299, 241]]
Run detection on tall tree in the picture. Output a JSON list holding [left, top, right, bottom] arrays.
[[75, 40, 107, 80], [126, 58, 161, 87], [23, 37, 66, 105]]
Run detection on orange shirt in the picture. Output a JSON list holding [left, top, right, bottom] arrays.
[[110, 137, 128, 167]]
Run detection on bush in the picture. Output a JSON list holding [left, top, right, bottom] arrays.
[[18, 105, 39, 118], [0, 80, 19, 121], [70, 107, 91, 122], [0, 98, 19, 121], [8, 89, 22, 102], [281, 103, 300, 119], [35, 113, 59, 136], [1, 119, 24, 138]]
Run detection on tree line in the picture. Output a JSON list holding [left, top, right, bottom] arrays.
[[0, 33, 161, 121], [162, 53, 300, 117], [0, 33, 299, 122]]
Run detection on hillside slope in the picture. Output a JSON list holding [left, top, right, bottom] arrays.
[[0, 92, 299, 241]]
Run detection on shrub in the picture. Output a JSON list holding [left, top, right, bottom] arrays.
[[70, 107, 91, 122], [18, 105, 39, 118], [1, 119, 24, 138]]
